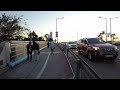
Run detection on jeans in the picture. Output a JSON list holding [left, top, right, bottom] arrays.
[[32, 50, 39, 60]]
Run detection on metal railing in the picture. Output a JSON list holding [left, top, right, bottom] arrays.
[[58, 43, 101, 79], [10, 41, 47, 63], [10, 41, 28, 62]]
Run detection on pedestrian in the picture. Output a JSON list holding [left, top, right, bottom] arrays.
[[26, 41, 32, 61], [47, 42, 49, 48], [49, 39, 55, 53], [32, 41, 39, 61]]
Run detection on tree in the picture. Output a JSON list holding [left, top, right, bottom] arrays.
[[38, 36, 45, 41], [23, 37, 30, 41], [111, 33, 116, 41], [28, 31, 38, 41], [98, 31, 105, 39], [0, 13, 29, 41], [44, 34, 49, 41]]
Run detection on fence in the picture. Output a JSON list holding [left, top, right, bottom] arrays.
[[58, 43, 101, 79], [10, 41, 47, 67]]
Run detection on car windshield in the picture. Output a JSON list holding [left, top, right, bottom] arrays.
[[68, 42, 76, 44], [87, 38, 105, 44]]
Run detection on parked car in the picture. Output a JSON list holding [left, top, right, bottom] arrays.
[[112, 42, 120, 46], [77, 37, 119, 62], [66, 41, 77, 49]]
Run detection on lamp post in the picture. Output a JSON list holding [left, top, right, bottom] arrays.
[[110, 17, 118, 41], [56, 17, 64, 43], [99, 17, 107, 41]]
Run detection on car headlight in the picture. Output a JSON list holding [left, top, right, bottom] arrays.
[[93, 47, 100, 50], [114, 45, 117, 49]]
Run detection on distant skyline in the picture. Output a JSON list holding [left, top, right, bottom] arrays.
[[0, 11, 120, 42]]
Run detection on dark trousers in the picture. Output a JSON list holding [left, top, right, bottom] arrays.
[[51, 47, 55, 53], [27, 52, 32, 60]]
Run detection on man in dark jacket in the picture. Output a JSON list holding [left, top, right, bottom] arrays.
[[32, 41, 39, 61], [26, 41, 32, 61]]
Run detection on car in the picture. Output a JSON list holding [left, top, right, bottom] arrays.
[[112, 42, 120, 46], [66, 41, 77, 49], [77, 37, 119, 62]]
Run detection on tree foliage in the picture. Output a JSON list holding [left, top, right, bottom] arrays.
[[0, 13, 29, 41], [44, 33, 49, 41], [38, 36, 45, 41], [98, 31, 105, 39], [28, 31, 38, 41]]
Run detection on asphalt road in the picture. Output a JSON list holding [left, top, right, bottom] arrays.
[[70, 46, 120, 79], [0, 46, 73, 79]]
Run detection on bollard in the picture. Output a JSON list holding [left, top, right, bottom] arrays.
[[76, 59, 81, 79]]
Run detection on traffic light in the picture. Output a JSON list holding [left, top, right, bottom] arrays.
[[56, 32, 58, 37]]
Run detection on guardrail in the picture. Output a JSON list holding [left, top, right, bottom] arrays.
[[58, 43, 101, 79], [10, 41, 47, 67]]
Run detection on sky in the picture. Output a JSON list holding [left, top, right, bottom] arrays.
[[0, 11, 120, 42]]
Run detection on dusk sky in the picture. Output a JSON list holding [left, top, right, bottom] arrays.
[[0, 11, 120, 42]]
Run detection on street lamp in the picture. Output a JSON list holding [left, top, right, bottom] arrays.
[[56, 17, 64, 43], [110, 17, 118, 41], [99, 17, 107, 41]]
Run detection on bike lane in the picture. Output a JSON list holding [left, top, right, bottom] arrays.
[[39, 46, 73, 79]]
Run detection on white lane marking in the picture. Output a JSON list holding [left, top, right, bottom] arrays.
[[53, 51, 62, 54], [40, 46, 47, 50], [40, 51, 62, 54], [73, 51, 78, 53], [117, 58, 120, 60], [36, 52, 51, 79]]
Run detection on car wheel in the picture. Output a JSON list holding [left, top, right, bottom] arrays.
[[88, 52, 95, 61], [111, 56, 117, 62]]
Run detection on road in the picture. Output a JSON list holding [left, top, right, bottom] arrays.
[[71, 46, 120, 79], [0, 46, 73, 79]]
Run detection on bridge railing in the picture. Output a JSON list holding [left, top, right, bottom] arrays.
[[58, 43, 101, 79], [10, 41, 47, 63]]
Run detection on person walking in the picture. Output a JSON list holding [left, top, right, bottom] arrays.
[[47, 42, 49, 48], [49, 39, 55, 53], [32, 41, 39, 61], [26, 41, 32, 61]]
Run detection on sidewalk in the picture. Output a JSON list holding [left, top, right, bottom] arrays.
[[0, 46, 73, 79]]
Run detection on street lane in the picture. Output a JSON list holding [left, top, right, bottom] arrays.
[[70, 46, 120, 79]]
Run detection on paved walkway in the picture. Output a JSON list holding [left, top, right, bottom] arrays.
[[0, 46, 73, 79]]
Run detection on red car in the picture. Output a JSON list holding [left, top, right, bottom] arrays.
[[77, 38, 119, 62]]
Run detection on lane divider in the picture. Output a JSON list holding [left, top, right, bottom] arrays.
[[36, 52, 51, 79]]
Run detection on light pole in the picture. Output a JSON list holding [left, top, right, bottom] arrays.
[[56, 17, 64, 43], [110, 17, 118, 41], [99, 17, 107, 41]]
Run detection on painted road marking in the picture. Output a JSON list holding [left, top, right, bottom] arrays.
[[117, 58, 120, 60], [40, 51, 62, 54], [40, 46, 47, 50], [36, 52, 51, 79], [73, 51, 78, 53]]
